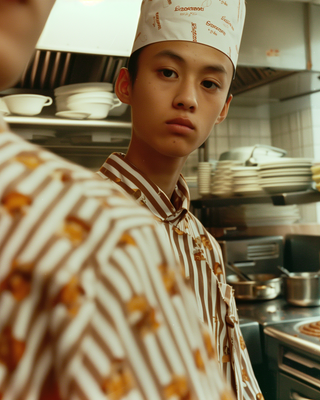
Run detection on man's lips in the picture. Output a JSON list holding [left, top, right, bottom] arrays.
[[166, 118, 195, 130]]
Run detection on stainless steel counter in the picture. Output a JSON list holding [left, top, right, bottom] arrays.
[[237, 297, 320, 327]]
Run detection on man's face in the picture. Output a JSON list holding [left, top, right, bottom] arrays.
[[0, 0, 55, 90], [125, 40, 233, 161]]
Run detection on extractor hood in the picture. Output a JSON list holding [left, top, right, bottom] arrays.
[[1, 0, 320, 106]]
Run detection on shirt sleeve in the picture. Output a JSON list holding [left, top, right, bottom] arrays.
[[0, 129, 236, 400]]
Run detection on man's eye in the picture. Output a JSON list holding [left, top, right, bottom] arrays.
[[161, 69, 177, 78], [202, 80, 218, 89]]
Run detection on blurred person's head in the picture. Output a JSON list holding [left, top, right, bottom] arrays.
[[0, 0, 55, 91]]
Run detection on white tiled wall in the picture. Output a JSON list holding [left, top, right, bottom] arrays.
[[184, 93, 320, 223], [270, 92, 320, 223], [182, 104, 272, 175], [270, 106, 315, 159], [208, 104, 272, 160]]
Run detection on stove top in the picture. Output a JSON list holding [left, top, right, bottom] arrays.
[[264, 317, 320, 355]]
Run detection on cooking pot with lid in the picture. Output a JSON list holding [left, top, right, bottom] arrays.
[[227, 274, 283, 301]]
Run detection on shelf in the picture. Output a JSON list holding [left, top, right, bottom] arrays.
[[4, 115, 132, 129], [191, 190, 320, 208]]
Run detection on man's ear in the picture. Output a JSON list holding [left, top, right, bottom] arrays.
[[216, 94, 233, 125], [115, 67, 131, 105]]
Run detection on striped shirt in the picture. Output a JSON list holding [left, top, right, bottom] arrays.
[[98, 153, 264, 400], [0, 125, 236, 400]]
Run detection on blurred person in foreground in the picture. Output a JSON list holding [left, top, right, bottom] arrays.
[[0, 0, 237, 399], [98, 1, 264, 399]]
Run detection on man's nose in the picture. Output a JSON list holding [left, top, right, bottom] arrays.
[[173, 81, 198, 111]]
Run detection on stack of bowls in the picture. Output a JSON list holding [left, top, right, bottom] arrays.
[[54, 82, 122, 119], [311, 164, 320, 191]]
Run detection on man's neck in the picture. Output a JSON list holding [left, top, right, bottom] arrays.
[[124, 144, 187, 200]]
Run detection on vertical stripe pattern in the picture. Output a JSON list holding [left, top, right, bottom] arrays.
[[98, 152, 264, 400]]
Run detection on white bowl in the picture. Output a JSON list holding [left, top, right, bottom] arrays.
[[2, 94, 53, 116], [54, 82, 113, 96], [55, 92, 117, 113], [67, 91, 115, 102], [67, 98, 121, 119]]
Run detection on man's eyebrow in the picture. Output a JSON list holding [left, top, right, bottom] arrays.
[[153, 50, 185, 63], [153, 49, 228, 74]]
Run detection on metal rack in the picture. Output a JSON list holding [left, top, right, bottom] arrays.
[[4, 115, 131, 129], [191, 190, 320, 208]]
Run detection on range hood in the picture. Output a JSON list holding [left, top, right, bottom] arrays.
[[2, 0, 320, 106]]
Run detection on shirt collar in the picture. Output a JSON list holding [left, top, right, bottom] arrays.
[[99, 152, 190, 223]]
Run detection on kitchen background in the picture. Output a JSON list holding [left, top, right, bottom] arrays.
[[1, 1, 320, 399], [1, 0, 319, 230], [182, 90, 320, 223]]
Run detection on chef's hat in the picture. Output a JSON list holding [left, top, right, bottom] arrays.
[[132, 0, 246, 72]]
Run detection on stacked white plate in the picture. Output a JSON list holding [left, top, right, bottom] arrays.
[[211, 160, 242, 197], [198, 162, 212, 195], [258, 158, 313, 194], [311, 164, 320, 191], [231, 166, 264, 196], [54, 82, 122, 119], [219, 204, 301, 227]]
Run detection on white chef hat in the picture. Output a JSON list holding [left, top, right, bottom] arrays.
[[132, 0, 246, 75]]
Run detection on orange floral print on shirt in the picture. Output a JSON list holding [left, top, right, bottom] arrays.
[[201, 235, 213, 250], [0, 260, 34, 301], [0, 327, 26, 371], [119, 233, 136, 246], [202, 329, 216, 359], [53, 276, 85, 316], [194, 349, 205, 372], [2, 192, 32, 217], [60, 216, 91, 246], [164, 376, 191, 400], [242, 368, 250, 382], [159, 263, 179, 296], [214, 262, 223, 275], [15, 152, 43, 169], [101, 359, 135, 400], [126, 295, 160, 335]]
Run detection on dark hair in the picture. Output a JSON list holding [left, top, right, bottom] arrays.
[[127, 48, 143, 86], [127, 47, 233, 100]]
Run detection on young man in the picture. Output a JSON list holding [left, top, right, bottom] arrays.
[[0, 1, 238, 399], [98, 1, 264, 399]]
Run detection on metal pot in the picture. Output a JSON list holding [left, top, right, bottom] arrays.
[[283, 272, 320, 307], [227, 274, 283, 301]]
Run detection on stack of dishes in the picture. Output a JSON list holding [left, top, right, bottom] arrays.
[[197, 162, 212, 195], [211, 160, 242, 197], [258, 158, 313, 194], [311, 164, 320, 191], [219, 204, 301, 227], [232, 166, 264, 196], [54, 82, 122, 119]]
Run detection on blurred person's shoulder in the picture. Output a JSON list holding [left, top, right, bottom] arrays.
[[0, 126, 154, 220]]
